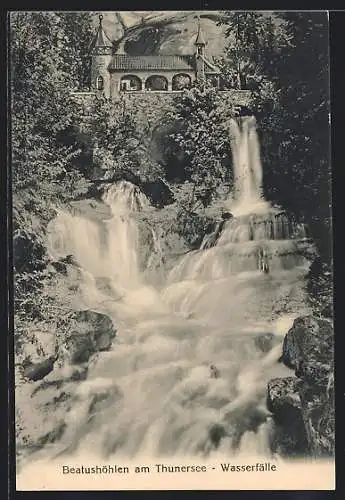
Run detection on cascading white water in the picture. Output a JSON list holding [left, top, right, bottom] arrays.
[[228, 116, 270, 216], [22, 118, 313, 466], [48, 182, 148, 287]]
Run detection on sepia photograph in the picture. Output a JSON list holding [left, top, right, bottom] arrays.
[[11, 10, 334, 490]]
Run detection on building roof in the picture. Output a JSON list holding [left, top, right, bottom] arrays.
[[108, 55, 195, 72], [195, 22, 206, 46], [90, 15, 113, 51]]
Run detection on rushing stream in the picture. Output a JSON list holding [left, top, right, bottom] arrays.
[[26, 116, 313, 462]]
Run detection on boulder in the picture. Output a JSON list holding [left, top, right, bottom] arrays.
[[18, 328, 57, 380], [49, 255, 80, 275], [298, 374, 335, 457], [22, 355, 57, 382], [267, 377, 309, 456], [255, 333, 278, 354], [31, 365, 89, 396], [64, 310, 116, 364], [221, 211, 233, 221], [282, 316, 333, 386], [269, 315, 334, 457], [50, 260, 68, 275], [267, 377, 302, 420]]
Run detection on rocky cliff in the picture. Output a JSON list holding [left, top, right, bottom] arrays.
[[267, 315, 334, 457], [93, 11, 227, 57]]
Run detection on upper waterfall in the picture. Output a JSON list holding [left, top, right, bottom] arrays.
[[228, 116, 270, 217]]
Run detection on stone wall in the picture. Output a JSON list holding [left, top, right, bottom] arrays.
[[71, 89, 251, 107], [108, 88, 252, 107]]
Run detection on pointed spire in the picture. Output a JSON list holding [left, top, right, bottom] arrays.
[[195, 15, 206, 46], [91, 13, 113, 54]]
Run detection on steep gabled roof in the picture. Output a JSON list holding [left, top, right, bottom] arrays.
[[108, 55, 195, 72], [90, 15, 113, 52], [195, 21, 206, 46]]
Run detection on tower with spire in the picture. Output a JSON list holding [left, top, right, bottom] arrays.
[[194, 15, 206, 84], [90, 14, 113, 97]]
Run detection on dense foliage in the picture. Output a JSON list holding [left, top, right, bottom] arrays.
[[11, 12, 94, 363], [217, 12, 286, 90], [84, 94, 168, 183], [166, 84, 234, 209]]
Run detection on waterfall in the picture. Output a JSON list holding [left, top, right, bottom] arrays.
[[47, 181, 149, 287], [228, 116, 270, 217], [20, 119, 314, 468], [47, 180, 167, 322]]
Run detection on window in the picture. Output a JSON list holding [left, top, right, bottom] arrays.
[[96, 75, 104, 91], [145, 75, 168, 91], [172, 73, 192, 91], [120, 75, 142, 91]]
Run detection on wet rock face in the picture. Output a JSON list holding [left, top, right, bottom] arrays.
[[65, 310, 117, 364], [283, 316, 333, 376], [267, 377, 309, 457], [267, 377, 301, 416], [16, 311, 119, 465], [282, 315, 333, 386], [285, 316, 334, 457], [16, 363, 124, 466], [16, 365, 87, 464], [22, 356, 57, 382], [267, 315, 334, 458], [255, 333, 278, 354]]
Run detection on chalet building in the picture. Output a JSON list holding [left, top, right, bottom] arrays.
[[89, 14, 221, 97]]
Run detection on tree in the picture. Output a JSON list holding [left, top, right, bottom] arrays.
[[85, 94, 165, 183], [57, 12, 94, 90], [10, 12, 94, 356], [166, 85, 235, 210], [261, 12, 331, 262], [10, 12, 91, 195], [217, 12, 287, 90]]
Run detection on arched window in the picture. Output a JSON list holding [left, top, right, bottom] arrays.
[[145, 75, 168, 91], [96, 75, 104, 91], [172, 73, 192, 91], [120, 75, 142, 92]]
